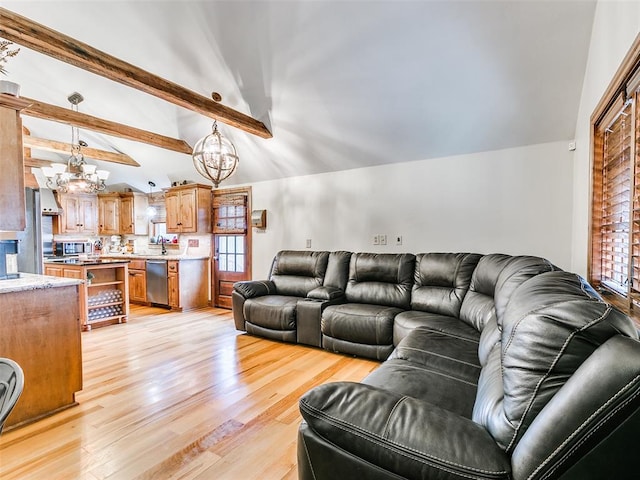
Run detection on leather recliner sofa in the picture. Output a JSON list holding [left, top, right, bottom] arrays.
[[233, 250, 640, 479]]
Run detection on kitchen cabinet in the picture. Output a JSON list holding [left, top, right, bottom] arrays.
[[0, 95, 29, 231], [165, 184, 212, 234], [98, 192, 149, 235], [128, 259, 147, 303], [167, 258, 209, 311], [98, 193, 120, 235], [45, 260, 129, 331], [120, 192, 149, 235], [0, 280, 82, 430], [57, 193, 98, 235]]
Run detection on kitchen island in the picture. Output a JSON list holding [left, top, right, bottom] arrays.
[[44, 258, 130, 331], [0, 273, 83, 430]]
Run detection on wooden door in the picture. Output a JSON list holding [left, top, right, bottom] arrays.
[[165, 191, 180, 232], [179, 189, 197, 232], [59, 194, 79, 233], [80, 195, 98, 235], [98, 194, 118, 234], [212, 187, 252, 309], [120, 195, 134, 234]]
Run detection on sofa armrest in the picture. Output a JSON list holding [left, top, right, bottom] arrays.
[[233, 280, 276, 299], [307, 286, 345, 301], [299, 382, 511, 480]]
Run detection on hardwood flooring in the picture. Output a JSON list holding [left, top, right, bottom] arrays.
[[0, 306, 378, 479]]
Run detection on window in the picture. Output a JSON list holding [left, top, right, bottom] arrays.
[[590, 37, 640, 311]]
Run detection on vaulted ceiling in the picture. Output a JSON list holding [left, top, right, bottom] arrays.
[[4, 1, 596, 192]]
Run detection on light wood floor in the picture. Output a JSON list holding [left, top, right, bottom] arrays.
[[0, 306, 378, 479]]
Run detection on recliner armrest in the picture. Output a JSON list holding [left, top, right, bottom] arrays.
[[307, 286, 345, 301], [233, 280, 276, 299], [300, 382, 511, 480]]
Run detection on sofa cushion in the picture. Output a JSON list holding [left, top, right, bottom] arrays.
[[243, 295, 299, 331], [389, 326, 481, 384], [474, 271, 639, 453], [270, 250, 329, 297], [322, 303, 401, 346], [393, 310, 480, 345], [345, 253, 415, 309], [411, 252, 481, 317]]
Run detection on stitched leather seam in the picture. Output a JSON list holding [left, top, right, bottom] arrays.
[[529, 375, 640, 480], [300, 401, 509, 476], [300, 430, 318, 480], [506, 305, 611, 452], [418, 328, 481, 344], [396, 346, 481, 369], [382, 396, 407, 438], [383, 360, 479, 386]]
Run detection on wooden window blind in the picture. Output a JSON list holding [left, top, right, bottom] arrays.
[[213, 193, 247, 234], [598, 101, 633, 294]]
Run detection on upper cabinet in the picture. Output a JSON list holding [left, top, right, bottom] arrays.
[[165, 184, 211, 234], [98, 192, 149, 236], [56, 193, 98, 235], [120, 192, 149, 235], [0, 96, 30, 231], [98, 193, 120, 235]]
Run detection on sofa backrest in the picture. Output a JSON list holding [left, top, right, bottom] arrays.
[[269, 250, 330, 297], [411, 253, 482, 317], [345, 253, 415, 309], [472, 271, 639, 453], [323, 251, 352, 291]]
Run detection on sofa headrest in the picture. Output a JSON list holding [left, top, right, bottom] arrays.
[[270, 250, 330, 297], [496, 271, 638, 452], [346, 253, 415, 309], [411, 253, 482, 317]]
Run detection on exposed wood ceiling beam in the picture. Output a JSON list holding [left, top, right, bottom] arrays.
[[24, 157, 54, 168], [21, 97, 193, 155], [0, 8, 273, 139], [23, 136, 140, 167]]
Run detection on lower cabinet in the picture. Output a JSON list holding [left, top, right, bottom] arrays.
[[167, 259, 209, 311], [128, 260, 147, 304], [45, 262, 129, 330]]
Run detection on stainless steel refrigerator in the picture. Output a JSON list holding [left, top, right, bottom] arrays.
[[15, 188, 44, 274]]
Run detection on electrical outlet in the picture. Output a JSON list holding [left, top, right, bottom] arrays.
[[373, 235, 380, 245], [306, 239, 312, 248], [395, 235, 402, 245], [380, 234, 387, 245]]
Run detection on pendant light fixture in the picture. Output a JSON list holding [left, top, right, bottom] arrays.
[[192, 120, 239, 188], [41, 92, 110, 193]]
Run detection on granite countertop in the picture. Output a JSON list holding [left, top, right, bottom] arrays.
[[100, 253, 210, 261], [44, 258, 131, 266], [0, 273, 83, 294]]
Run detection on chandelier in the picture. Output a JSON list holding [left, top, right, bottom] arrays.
[[192, 120, 239, 188], [41, 93, 110, 193]]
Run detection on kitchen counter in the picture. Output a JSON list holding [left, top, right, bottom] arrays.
[[44, 258, 131, 266], [100, 253, 210, 261], [0, 272, 83, 294]]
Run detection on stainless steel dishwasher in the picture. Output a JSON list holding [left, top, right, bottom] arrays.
[[146, 260, 168, 306]]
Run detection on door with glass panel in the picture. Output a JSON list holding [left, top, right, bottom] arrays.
[[212, 187, 251, 308]]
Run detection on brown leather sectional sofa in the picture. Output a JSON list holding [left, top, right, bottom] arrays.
[[232, 250, 640, 479]]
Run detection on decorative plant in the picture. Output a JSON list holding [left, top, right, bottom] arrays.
[[0, 40, 20, 76], [87, 271, 95, 284]]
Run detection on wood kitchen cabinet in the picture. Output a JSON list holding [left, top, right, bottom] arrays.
[[0, 95, 29, 231], [167, 258, 209, 311], [56, 193, 98, 235], [120, 192, 149, 235], [98, 193, 120, 235], [128, 259, 147, 303], [166, 184, 212, 234], [45, 261, 129, 331]]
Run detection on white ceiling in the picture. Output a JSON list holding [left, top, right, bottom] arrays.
[[3, 0, 596, 193]]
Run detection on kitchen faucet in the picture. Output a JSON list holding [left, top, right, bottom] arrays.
[[160, 237, 167, 255]]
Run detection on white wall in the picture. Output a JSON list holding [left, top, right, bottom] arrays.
[[571, 1, 640, 276], [249, 141, 573, 278]]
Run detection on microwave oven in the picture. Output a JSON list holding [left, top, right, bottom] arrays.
[[54, 241, 93, 257]]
